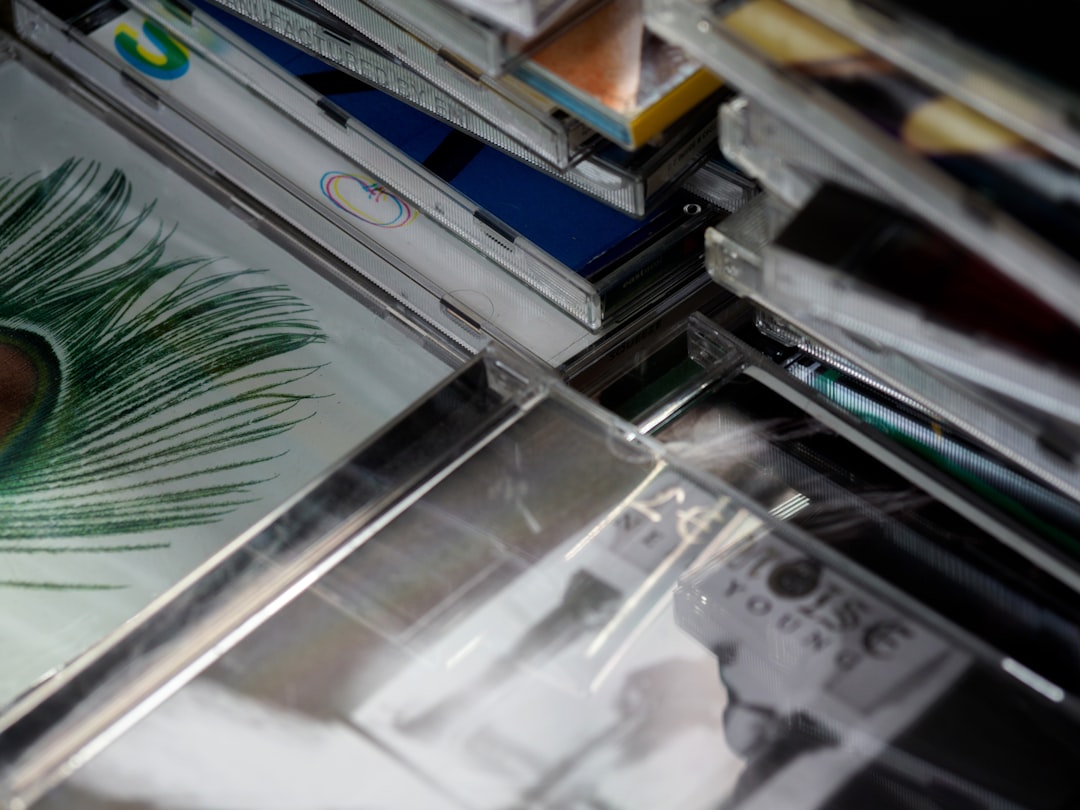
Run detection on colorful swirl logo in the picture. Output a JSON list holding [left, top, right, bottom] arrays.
[[114, 19, 190, 80], [321, 172, 416, 229]]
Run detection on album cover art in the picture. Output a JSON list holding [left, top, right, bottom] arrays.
[[519, 0, 722, 146]]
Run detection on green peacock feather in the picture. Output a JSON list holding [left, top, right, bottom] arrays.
[[0, 159, 326, 574]]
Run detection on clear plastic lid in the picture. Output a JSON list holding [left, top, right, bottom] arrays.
[[13, 353, 1080, 809]]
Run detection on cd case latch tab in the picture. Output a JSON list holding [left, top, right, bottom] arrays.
[[316, 96, 349, 127], [685, 311, 749, 378]]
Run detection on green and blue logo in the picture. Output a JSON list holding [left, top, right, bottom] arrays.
[[114, 19, 190, 80]]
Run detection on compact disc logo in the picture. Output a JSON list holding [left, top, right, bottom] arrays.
[[114, 19, 190, 80], [321, 172, 416, 229]]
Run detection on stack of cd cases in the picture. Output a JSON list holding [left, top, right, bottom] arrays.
[[303, 0, 723, 152], [13, 0, 612, 366], [641, 0, 1080, 560], [707, 188, 1080, 528], [11, 0, 755, 343], [12, 0, 1080, 807], [645, 0, 1080, 328], [53, 0, 749, 330], [180, 0, 725, 201]]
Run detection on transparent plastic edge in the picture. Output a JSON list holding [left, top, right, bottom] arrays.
[[0, 347, 543, 809], [643, 0, 1080, 333], [763, 243, 1080, 427], [298, 0, 584, 163], [703, 197, 1080, 510], [783, 0, 1080, 170]]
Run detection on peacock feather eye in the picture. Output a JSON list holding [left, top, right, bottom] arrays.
[[0, 158, 327, 583], [0, 327, 61, 468]]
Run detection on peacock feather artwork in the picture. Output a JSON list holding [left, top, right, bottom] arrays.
[[0, 159, 326, 588]]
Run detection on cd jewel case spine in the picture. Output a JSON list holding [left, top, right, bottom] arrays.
[[720, 94, 881, 209], [303, 0, 590, 163], [437, 0, 588, 37], [364, 0, 607, 77], [387, 0, 509, 75]]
